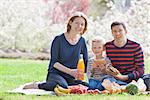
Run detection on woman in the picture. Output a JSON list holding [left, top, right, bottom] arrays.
[[23, 12, 89, 91]]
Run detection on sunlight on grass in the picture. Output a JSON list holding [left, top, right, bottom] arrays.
[[0, 59, 49, 91], [144, 57, 150, 74], [0, 58, 150, 100]]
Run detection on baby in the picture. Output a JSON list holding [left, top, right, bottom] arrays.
[[87, 36, 121, 91]]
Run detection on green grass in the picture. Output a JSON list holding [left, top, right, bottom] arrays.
[[0, 58, 150, 100]]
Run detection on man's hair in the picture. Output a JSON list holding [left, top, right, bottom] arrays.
[[111, 21, 126, 31]]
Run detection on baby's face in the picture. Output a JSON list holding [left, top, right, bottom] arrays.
[[92, 41, 103, 56]]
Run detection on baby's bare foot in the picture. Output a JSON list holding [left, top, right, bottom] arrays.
[[102, 79, 113, 90]]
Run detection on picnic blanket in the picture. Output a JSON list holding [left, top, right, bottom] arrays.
[[7, 82, 150, 96], [7, 82, 55, 96]]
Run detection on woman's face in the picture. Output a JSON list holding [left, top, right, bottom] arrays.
[[69, 17, 85, 34]]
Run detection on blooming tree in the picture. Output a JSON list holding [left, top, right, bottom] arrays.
[[0, 0, 150, 57], [86, 0, 150, 56], [47, 0, 89, 24]]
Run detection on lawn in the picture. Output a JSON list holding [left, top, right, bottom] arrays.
[[0, 58, 150, 100]]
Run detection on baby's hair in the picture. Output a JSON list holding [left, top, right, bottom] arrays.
[[91, 36, 106, 45]]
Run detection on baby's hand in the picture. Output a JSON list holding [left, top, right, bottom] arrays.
[[91, 62, 97, 68], [94, 59, 106, 65]]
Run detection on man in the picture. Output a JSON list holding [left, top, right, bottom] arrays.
[[105, 21, 144, 83]]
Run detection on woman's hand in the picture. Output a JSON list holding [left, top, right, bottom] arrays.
[[69, 68, 84, 80], [68, 69, 78, 77], [76, 69, 84, 80], [54, 62, 81, 78]]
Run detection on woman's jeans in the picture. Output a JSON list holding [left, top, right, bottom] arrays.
[[38, 72, 88, 91]]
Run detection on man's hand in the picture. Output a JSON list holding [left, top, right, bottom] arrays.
[[106, 66, 120, 75], [113, 74, 128, 81]]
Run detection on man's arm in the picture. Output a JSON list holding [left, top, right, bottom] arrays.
[[127, 45, 144, 81], [113, 45, 144, 82]]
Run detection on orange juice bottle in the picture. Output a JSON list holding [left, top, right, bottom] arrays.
[[77, 54, 85, 80]]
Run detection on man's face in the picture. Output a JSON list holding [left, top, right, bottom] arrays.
[[111, 25, 127, 40], [92, 41, 103, 56]]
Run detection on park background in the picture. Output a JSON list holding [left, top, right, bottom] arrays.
[[0, 0, 150, 59]]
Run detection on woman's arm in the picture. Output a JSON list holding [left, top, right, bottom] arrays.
[[50, 36, 78, 77], [54, 62, 77, 77]]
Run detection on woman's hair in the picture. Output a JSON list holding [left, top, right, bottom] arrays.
[[67, 12, 88, 35]]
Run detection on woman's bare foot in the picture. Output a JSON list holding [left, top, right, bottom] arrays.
[[23, 82, 39, 89]]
